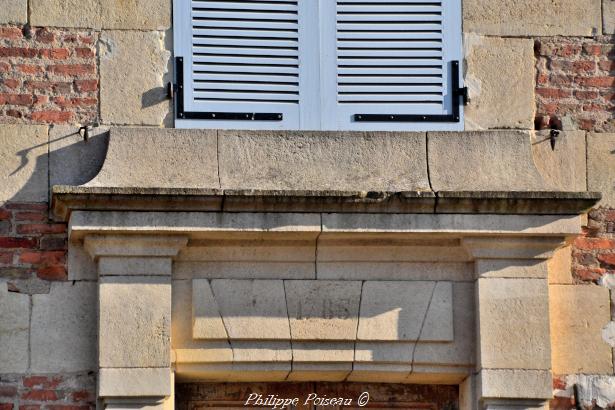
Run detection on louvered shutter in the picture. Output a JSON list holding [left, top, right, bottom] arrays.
[[173, 0, 321, 129], [320, 0, 463, 131], [173, 0, 463, 131]]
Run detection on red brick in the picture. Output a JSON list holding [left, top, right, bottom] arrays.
[[574, 237, 615, 250], [0, 94, 33, 106], [30, 111, 72, 123], [0, 209, 10, 220], [0, 386, 17, 397], [38, 48, 70, 60], [536, 88, 572, 99], [0, 62, 10, 72], [74, 80, 97, 92], [33, 95, 48, 105], [19, 406, 40, 410], [37, 265, 67, 281], [74, 48, 94, 58], [14, 211, 47, 222], [0, 27, 23, 40], [16, 65, 43, 75], [46, 406, 90, 410], [0, 251, 12, 265], [16, 224, 66, 235], [19, 250, 65, 264], [70, 391, 93, 402], [576, 76, 615, 87], [23, 376, 61, 389], [78, 35, 95, 44], [4, 109, 23, 118], [21, 390, 58, 401], [598, 60, 615, 72], [5, 203, 48, 211], [0, 237, 37, 249], [0, 403, 14, 410], [49, 64, 95, 76], [582, 44, 602, 56], [598, 253, 615, 266], [52, 96, 97, 108], [25, 81, 72, 94], [573, 90, 599, 100], [573, 60, 595, 72], [40, 236, 67, 251], [1, 79, 20, 89], [574, 267, 606, 282], [35, 28, 55, 43], [0, 47, 38, 58]]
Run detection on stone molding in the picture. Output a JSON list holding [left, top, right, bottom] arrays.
[[67, 209, 581, 408]]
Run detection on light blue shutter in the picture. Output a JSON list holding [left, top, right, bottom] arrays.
[[174, 0, 320, 129], [320, 0, 464, 131], [174, 0, 463, 131]]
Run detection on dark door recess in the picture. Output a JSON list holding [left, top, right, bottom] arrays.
[[176, 382, 459, 410]]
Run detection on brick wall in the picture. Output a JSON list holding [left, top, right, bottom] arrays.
[[0, 26, 98, 125], [0, 373, 95, 410], [0, 203, 68, 291], [535, 36, 615, 132], [573, 209, 615, 283]]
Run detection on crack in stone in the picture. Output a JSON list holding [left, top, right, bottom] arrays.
[[407, 281, 438, 379]]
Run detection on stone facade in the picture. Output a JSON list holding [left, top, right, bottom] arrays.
[[0, 1, 614, 410]]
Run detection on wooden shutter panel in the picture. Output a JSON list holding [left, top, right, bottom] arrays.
[[174, 0, 310, 129], [320, 0, 463, 131]]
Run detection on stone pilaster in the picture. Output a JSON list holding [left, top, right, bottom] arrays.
[[84, 235, 188, 410], [463, 237, 563, 410]]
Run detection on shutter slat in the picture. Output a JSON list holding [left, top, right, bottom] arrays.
[[192, 10, 299, 20], [193, 28, 298, 39], [193, 37, 298, 48], [338, 76, 442, 84], [194, 91, 299, 102], [193, 1, 298, 11], [193, 46, 299, 57], [337, 27, 442, 37], [195, 82, 299, 92], [194, 73, 298, 83], [193, 64, 299, 74], [337, 22, 439, 30], [338, 40, 443, 49], [193, 55, 298, 65], [338, 49, 442, 58], [193, 19, 298, 30], [338, 67, 442, 75], [339, 85, 443, 93], [338, 58, 442, 66], [338, 94, 443, 102]]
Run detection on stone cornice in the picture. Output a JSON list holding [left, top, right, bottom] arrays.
[[52, 185, 600, 222]]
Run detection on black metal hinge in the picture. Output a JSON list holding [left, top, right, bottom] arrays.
[[354, 60, 468, 123], [173, 57, 283, 122]]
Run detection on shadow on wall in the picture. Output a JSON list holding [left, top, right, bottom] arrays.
[[2, 125, 110, 206]]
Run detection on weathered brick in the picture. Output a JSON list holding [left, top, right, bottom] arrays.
[[597, 254, 615, 267], [0, 386, 17, 397], [0, 27, 23, 40], [574, 237, 615, 250], [20, 390, 57, 402], [14, 212, 47, 222], [40, 236, 67, 251], [16, 224, 66, 235], [0, 237, 37, 249], [36, 265, 67, 281], [22, 376, 61, 389], [0, 403, 14, 410], [30, 111, 72, 123]]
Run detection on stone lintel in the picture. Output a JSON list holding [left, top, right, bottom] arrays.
[[462, 237, 568, 261], [83, 234, 188, 261], [68, 211, 582, 242]]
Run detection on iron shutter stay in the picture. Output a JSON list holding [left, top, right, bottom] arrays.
[[173, 57, 284, 122], [353, 61, 468, 123]]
